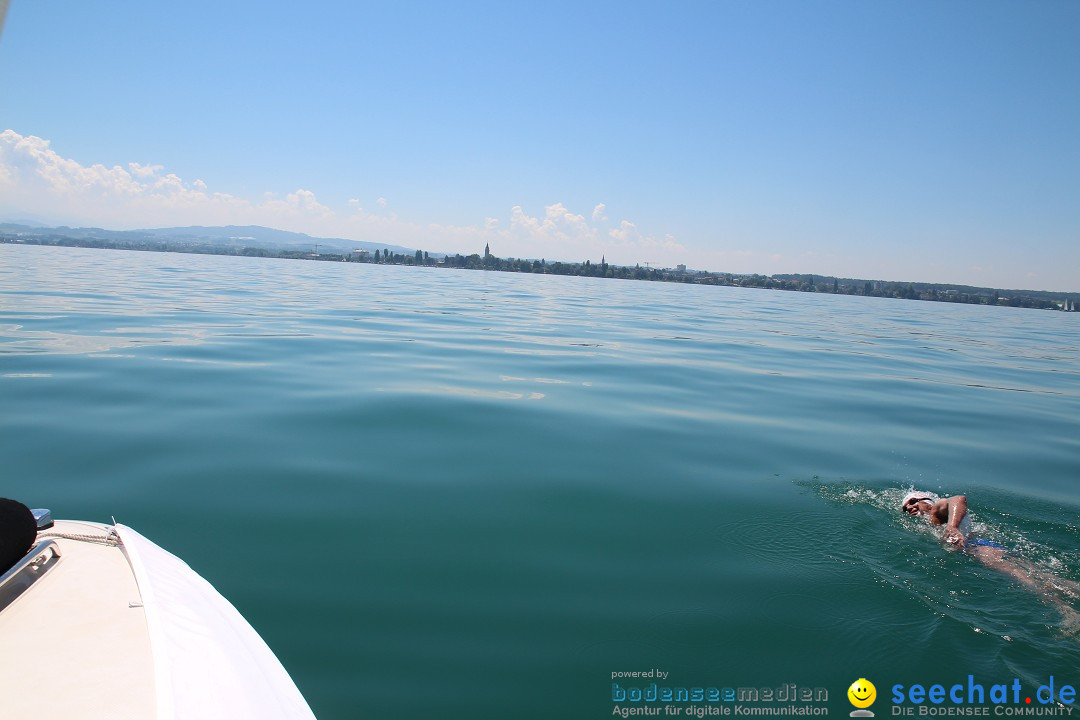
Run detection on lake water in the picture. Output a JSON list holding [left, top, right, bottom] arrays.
[[2, 244, 1077, 718]]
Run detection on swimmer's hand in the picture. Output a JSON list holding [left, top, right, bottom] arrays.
[[944, 528, 966, 547]]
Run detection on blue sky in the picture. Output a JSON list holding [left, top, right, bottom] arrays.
[[1, 1, 1078, 290]]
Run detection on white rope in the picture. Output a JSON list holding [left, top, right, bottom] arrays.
[[37, 529, 121, 547]]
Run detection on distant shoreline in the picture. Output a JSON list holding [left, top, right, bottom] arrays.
[[2, 232, 1077, 313]]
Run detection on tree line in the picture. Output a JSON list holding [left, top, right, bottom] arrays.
[[3, 233, 1075, 312]]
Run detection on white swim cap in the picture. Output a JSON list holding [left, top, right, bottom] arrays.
[[901, 491, 938, 510]]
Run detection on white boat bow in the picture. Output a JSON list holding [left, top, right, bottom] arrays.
[[0, 515, 317, 719]]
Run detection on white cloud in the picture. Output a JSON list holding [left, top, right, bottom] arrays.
[[128, 162, 164, 178], [605, 220, 683, 255], [659, 234, 684, 251], [285, 189, 331, 213], [0, 129, 688, 267], [509, 205, 539, 234], [505, 203, 600, 256], [0, 129, 343, 232], [0, 130, 246, 225], [608, 220, 636, 243], [494, 204, 687, 263]]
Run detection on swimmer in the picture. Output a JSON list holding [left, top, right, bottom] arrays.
[[901, 490, 1080, 632], [901, 492, 972, 547]]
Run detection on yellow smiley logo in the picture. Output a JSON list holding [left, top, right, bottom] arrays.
[[847, 678, 876, 709]]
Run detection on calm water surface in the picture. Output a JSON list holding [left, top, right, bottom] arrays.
[[2, 245, 1078, 718]]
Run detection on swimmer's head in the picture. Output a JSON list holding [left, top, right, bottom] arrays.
[[901, 491, 936, 515]]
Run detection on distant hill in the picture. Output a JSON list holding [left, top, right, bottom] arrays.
[[0, 222, 425, 256]]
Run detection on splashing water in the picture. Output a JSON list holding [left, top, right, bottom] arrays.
[[803, 478, 1080, 640]]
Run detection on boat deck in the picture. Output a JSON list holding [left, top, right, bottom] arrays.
[[0, 519, 156, 718]]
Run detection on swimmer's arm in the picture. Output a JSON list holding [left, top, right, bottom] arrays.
[[943, 495, 968, 546], [945, 495, 968, 530]]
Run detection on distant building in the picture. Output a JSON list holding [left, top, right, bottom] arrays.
[[676, 264, 686, 273]]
